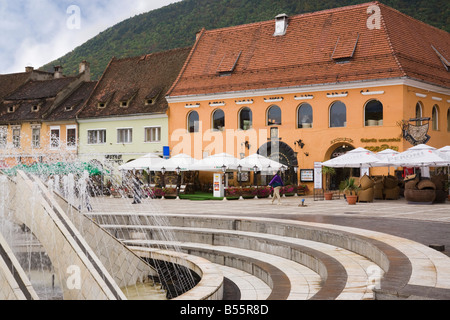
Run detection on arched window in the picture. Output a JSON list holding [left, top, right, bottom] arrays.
[[329, 101, 347, 128], [447, 108, 450, 132], [432, 105, 439, 130], [267, 105, 282, 126], [415, 102, 423, 125], [212, 109, 225, 131], [239, 107, 253, 130], [187, 111, 199, 133], [365, 100, 383, 126], [297, 103, 313, 128]]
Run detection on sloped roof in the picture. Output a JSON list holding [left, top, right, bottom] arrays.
[[167, 2, 450, 98], [45, 81, 97, 121], [0, 72, 32, 101], [6, 77, 76, 100], [78, 47, 192, 119]]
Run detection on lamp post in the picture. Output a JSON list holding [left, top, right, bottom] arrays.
[[175, 166, 181, 200], [237, 164, 243, 200], [253, 165, 259, 199], [161, 167, 166, 188], [221, 165, 227, 201]]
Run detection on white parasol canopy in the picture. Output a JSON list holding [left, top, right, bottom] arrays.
[[438, 146, 450, 166], [321, 147, 383, 168], [148, 153, 198, 172], [118, 153, 164, 171], [238, 154, 288, 173], [389, 144, 447, 167], [190, 153, 252, 172]]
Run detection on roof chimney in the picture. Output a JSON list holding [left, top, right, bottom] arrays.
[[54, 66, 63, 79], [79, 60, 91, 80], [274, 14, 288, 36], [25, 66, 34, 73]]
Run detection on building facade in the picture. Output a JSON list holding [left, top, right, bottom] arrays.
[[0, 63, 93, 167], [77, 47, 192, 170], [166, 2, 450, 188]]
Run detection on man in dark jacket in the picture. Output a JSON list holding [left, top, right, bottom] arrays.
[[269, 172, 283, 205]]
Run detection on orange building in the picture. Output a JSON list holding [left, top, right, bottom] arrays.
[[166, 2, 450, 189]]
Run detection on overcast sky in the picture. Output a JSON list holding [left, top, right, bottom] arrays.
[[0, 0, 181, 74]]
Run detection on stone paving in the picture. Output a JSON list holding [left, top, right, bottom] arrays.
[[89, 195, 450, 300]]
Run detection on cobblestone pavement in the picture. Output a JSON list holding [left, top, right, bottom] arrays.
[[90, 195, 450, 257]]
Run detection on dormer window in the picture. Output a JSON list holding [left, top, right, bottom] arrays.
[[217, 51, 242, 76], [119, 90, 137, 108], [65, 105, 74, 112], [120, 101, 129, 108], [145, 87, 162, 106], [97, 91, 115, 109], [332, 33, 360, 63], [145, 99, 154, 105], [7, 106, 15, 113], [98, 102, 106, 108], [274, 14, 288, 36], [431, 45, 450, 71], [31, 105, 40, 112]]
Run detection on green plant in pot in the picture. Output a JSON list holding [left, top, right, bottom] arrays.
[[322, 166, 336, 200], [343, 178, 360, 205]]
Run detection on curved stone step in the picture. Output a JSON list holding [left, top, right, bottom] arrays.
[[101, 223, 380, 300]]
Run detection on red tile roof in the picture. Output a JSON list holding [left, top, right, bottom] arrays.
[[167, 2, 450, 98], [78, 47, 192, 119]]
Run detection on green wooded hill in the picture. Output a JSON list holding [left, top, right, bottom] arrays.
[[41, 0, 450, 80]]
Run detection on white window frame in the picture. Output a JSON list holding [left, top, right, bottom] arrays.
[[31, 125, 41, 149], [87, 129, 107, 145], [0, 126, 7, 149], [144, 126, 162, 143], [50, 126, 61, 150], [117, 128, 133, 144], [12, 126, 21, 149], [66, 125, 77, 150]]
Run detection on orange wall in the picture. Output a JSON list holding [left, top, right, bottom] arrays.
[[168, 83, 449, 185]]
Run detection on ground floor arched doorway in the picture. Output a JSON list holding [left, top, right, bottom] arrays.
[[326, 144, 360, 190], [257, 141, 298, 185]]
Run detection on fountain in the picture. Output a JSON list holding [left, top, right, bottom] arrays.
[[0, 164, 212, 300]]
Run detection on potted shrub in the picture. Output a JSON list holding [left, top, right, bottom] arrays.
[[225, 187, 241, 200], [281, 185, 297, 197], [343, 178, 360, 205], [322, 166, 336, 200], [446, 181, 450, 201]]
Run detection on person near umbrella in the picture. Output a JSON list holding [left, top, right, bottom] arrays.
[[269, 172, 284, 205]]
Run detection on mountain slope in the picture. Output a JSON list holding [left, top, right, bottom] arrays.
[[41, 0, 450, 80]]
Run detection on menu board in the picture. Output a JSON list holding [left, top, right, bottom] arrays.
[[300, 169, 314, 182]]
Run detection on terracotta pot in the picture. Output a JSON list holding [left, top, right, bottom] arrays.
[[324, 192, 333, 200], [347, 195, 358, 205]]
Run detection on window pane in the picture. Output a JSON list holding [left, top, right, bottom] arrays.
[[432, 105, 439, 130], [415, 103, 422, 125], [298, 104, 313, 128], [267, 105, 282, 126], [188, 111, 199, 133], [0, 128, 7, 149], [117, 129, 132, 143], [13, 129, 20, 148], [240, 108, 253, 130], [330, 101, 347, 128], [212, 109, 225, 131], [51, 129, 60, 148], [145, 127, 161, 142], [67, 129, 76, 147], [365, 100, 383, 126], [32, 128, 40, 148]]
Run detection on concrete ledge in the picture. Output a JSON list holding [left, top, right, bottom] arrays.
[[130, 247, 224, 300]]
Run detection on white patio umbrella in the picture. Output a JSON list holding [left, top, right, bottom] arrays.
[[389, 144, 447, 167], [118, 153, 164, 171], [438, 146, 450, 166], [190, 153, 252, 172], [238, 154, 288, 173], [373, 149, 400, 173], [148, 153, 198, 172], [321, 147, 383, 168]]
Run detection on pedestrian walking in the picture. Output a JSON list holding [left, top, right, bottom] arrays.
[[269, 172, 284, 205]]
